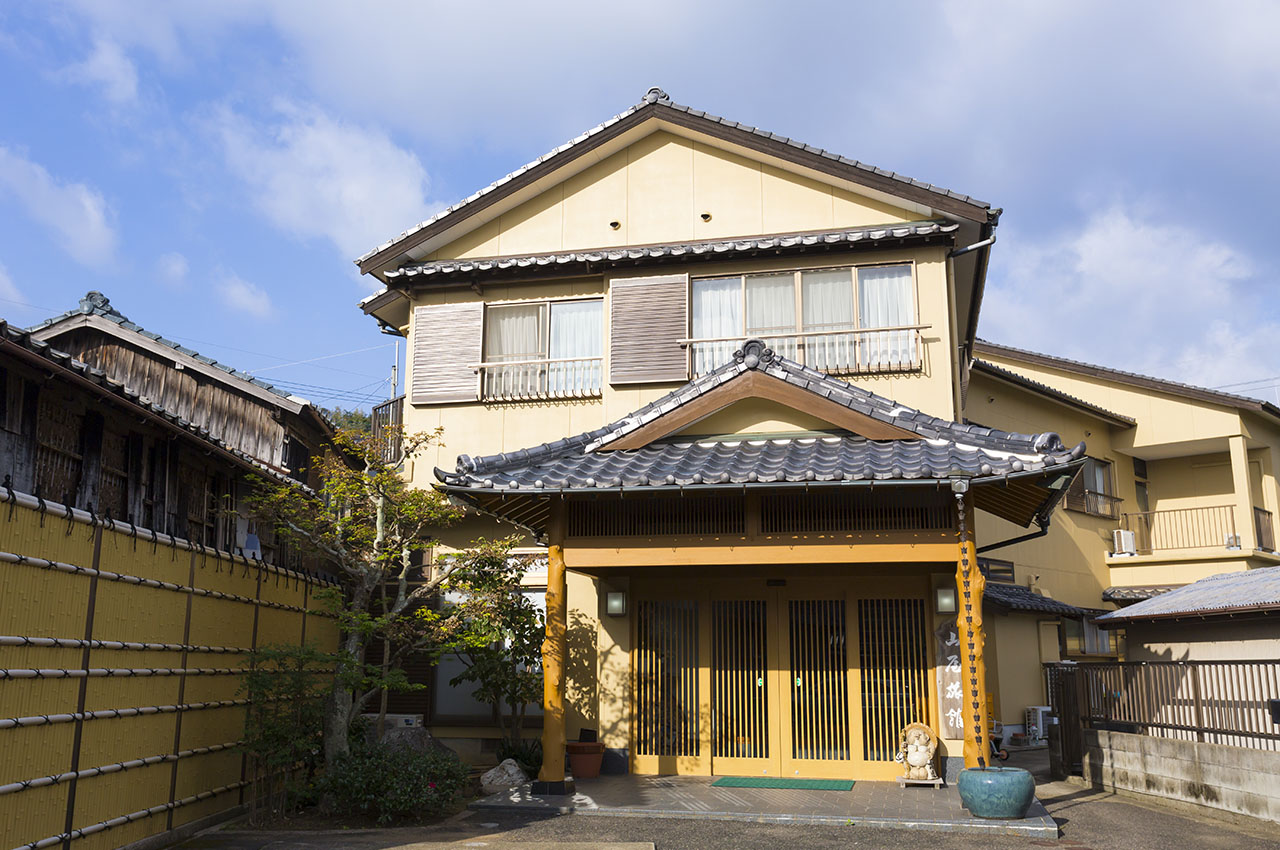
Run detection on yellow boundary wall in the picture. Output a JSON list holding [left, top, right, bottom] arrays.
[[0, 490, 341, 850]]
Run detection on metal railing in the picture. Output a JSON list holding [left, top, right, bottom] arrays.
[[1120, 504, 1237, 554], [682, 326, 925, 378], [477, 356, 603, 402], [1046, 660, 1280, 754], [371, 395, 404, 465], [1255, 506, 1276, 552]]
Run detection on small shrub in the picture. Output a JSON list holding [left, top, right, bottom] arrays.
[[316, 743, 468, 824], [496, 738, 542, 776]]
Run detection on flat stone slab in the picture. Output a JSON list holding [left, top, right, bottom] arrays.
[[471, 775, 1058, 838]]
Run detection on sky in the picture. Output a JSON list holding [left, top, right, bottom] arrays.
[[1, 1, 1278, 410]]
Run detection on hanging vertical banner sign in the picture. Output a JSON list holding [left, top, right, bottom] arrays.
[[935, 616, 963, 737]]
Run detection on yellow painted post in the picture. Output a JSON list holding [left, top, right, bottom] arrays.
[[539, 502, 568, 785], [954, 489, 989, 769]]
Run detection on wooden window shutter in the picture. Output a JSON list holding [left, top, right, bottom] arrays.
[[411, 302, 483, 404], [609, 274, 688, 384]]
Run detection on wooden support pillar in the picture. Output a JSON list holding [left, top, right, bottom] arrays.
[[954, 488, 989, 769], [535, 500, 572, 794]]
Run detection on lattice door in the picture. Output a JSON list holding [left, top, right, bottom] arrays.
[[711, 599, 776, 774], [857, 598, 932, 764], [783, 599, 852, 774], [634, 600, 700, 761]]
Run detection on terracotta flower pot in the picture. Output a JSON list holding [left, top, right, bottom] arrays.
[[566, 741, 606, 779], [957, 766, 1035, 819]]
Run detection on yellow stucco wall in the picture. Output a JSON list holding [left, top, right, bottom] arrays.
[[429, 131, 918, 261], [403, 244, 958, 490], [1125, 620, 1280, 662]]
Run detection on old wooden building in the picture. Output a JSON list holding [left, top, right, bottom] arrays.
[[2, 293, 334, 556]]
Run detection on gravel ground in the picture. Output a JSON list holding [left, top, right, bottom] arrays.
[[177, 750, 1280, 850]]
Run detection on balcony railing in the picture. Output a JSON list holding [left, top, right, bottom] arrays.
[[683, 326, 925, 378], [1120, 504, 1238, 554], [1255, 506, 1276, 552], [477, 357, 603, 402], [371, 395, 404, 465]]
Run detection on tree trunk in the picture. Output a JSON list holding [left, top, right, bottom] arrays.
[[322, 581, 373, 770]]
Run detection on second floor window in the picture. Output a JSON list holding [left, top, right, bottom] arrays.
[[483, 299, 603, 400], [689, 263, 919, 376], [1065, 457, 1120, 519]]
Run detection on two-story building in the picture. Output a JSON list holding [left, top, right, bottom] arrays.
[[356, 89, 1099, 784]]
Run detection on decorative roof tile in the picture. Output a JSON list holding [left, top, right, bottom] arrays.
[[984, 583, 1085, 616]]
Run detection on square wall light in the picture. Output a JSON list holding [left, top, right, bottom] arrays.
[[935, 586, 957, 614], [605, 591, 627, 617]]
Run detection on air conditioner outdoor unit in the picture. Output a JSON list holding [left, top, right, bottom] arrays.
[[1111, 529, 1136, 556], [1025, 706, 1053, 743]]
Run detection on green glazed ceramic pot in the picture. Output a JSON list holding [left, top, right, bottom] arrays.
[[956, 766, 1035, 819]]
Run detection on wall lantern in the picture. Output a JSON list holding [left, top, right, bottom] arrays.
[[935, 586, 957, 614], [605, 591, 627, 618]]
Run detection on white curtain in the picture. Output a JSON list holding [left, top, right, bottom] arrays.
[[548, 300, 603, 394], [801, 269, 855, 372], [692, 277, 742, 374], [746, 273, 797, 360], [486, 303, 545, 397], [858, 264, 915, 368]]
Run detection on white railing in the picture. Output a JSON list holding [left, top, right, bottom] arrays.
[[476, 356, 603, 401], [682, 326, 925, 377]]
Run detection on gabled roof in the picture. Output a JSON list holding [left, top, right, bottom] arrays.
[[975, 340, 1280, 423], [356, 87, 995, 276], [28, 292, 333, 425], [436, 339, 1085, 533], [378, 221, 959, 290], [984, 582, 1085, 617], [970, 359, 1136, 427], [1097, 569, 1280, 626], [1, 319, 305, 489]]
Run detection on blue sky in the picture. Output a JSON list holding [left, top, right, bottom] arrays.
[[2, 1, 1278, 409]]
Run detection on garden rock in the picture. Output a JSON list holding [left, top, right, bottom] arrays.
[[480, 758, 529, 795], [380, 726, 456, 757]]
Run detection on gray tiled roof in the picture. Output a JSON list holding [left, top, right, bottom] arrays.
[[384, 221, 959, 284], [984, 582, 1085, 616], [970, 359, 1136, 427], [356, 87, 990, 266], [1098, 569, 1280, 623], [1, 319, 304, 489], [437, 339, 1085, 493], [28, 292, 297, 403], [975, 339, 1280, 422], [1101, 585, 1180, 603]]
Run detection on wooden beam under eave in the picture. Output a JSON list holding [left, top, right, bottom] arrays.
[[605, 370, 918, 450], [562, 539, 957, 569]]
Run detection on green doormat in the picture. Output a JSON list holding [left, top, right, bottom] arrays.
[[711, 776, 854, 790]]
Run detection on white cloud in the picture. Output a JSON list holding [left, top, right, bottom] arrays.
[[208, 102, 434, 263], [0, 261, 25, 309], [217, 271, 273, 319], [0, 147, 118, 267], [60, 38, 138, 104], [155, 251, 188, 288], [982, 204, 1278, 389]]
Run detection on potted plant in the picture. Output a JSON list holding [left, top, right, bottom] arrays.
[[566, 741, 606, 779], [956, 765, 1036, 819]]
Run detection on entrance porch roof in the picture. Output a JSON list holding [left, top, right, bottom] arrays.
[[435, 340, 1086, 534]]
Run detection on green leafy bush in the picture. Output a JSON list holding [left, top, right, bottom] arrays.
[[496, 738, 542, 776], [316, 743, 468, 824]]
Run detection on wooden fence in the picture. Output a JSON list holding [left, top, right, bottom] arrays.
[[1046, 660, 1280, 770], [0, 488, 340, 850]]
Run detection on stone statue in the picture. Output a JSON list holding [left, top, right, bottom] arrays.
[[896, 722, 939, 782]]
